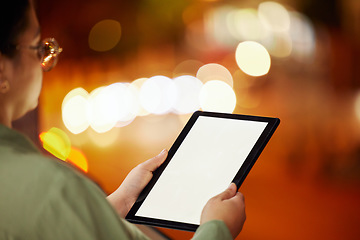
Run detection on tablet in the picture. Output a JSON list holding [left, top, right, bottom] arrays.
[[126, 111, 280, 231]]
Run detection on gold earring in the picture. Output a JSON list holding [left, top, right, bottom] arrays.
[[0, 80, 10, 94]]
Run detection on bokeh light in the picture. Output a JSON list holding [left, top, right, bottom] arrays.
[[89, 19, 122, 52], [139, 75, 177, 115], [262, 32, 292, 58], [67, 147, 88, 173], [131, 78, 150, 117], [196, 63, 234, 87], [235, 41, 271, 76], [39, 127, 71, 161], [87, 127, 121, 148], [173, 75, 203, 114], [173, 59, 204, 77], [227, 8, 266, 42], [258, 1, 290, 32], [88, 86, 118, 133], [103, 83, 139, 125], [289, 11, 316, 60], [204, 5, 239, 47], [62, 88, 90, 134], [199, 80, 236, 113]]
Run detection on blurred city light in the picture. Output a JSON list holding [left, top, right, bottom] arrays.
[[227, 8, 266, 42], [235, 41, 271, 76], [173, 75, 203, 114], [67, 147, 88, 172], [202, 1, 315, 60], [289, 11, 316, 61], [130, 78, 150, 117], [61, 65, 239, 133], [262, 31, 292, 58], [139, 75, 178, 115], [196, 63, 234, 87], [105, 83, 139, 124], [173, 59, 204, 77], [39, 127, 71, 161], [88, 86, 118, 133], [204, 5, 239, 47], [199, 80, 236, 113], [88, 19, 122, 52], [258, 1, 290, 32], [87, 127, 121, 148], [62, 88, 90, 134]]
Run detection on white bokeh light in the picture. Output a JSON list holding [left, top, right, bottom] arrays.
[[173, 75, 203, 114], [104, 83, 139, 125], [199, 80, 237, 113], [130, 78, 150, 117], [227, 8, 267, 42], [62, 88, 90, 134], [235, 41, 271, 77], [258, 1, 290, 32], [139, 76, 178, 115], [196, 63, 234, 87], [88, 86, 118, 133], [289, 11, 316, 60]]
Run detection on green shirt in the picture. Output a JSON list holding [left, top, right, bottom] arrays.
[[0, 125, 233, 240]]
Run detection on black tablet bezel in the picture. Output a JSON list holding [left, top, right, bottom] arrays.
[[126, 111, 280, 232]]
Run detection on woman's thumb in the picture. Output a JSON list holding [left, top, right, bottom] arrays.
[[219, 183, 237, 200]]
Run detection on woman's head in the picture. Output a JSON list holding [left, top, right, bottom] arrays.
[[0, 0, 32, 58], [0, 0, 43, 127]]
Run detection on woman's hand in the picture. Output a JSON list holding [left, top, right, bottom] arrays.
[[107, 149, 168, 218], [200, 183, 246, 239]]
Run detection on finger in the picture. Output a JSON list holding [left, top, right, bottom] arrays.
[[217, 183, 237, 201], [140, 149, 168, 172], [235, 192, 245, 202]]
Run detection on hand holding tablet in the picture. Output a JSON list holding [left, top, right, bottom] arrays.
[[126, 111, 280, 231], [200, 183, 246, 238]]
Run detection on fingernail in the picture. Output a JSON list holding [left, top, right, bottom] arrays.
[[159, 149, 167, 155]]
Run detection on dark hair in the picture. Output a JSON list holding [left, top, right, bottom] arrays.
[[0, 0, 31, 57]]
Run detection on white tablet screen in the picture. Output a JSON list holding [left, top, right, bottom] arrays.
[[135, 116, 268, 225]]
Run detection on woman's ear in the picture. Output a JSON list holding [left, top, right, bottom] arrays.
[[0, 53, 10, 94]]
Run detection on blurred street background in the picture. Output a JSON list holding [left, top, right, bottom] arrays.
[[15, 0, 360, 239]]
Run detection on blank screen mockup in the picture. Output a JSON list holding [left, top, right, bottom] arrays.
[[135, 116, 268, 225]]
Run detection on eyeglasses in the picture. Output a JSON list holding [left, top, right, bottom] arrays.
[[16, 38, 63, 72]]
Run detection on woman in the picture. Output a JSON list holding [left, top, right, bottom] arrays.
[[0, 1, 246, 239]]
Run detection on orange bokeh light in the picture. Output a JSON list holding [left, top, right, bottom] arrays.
[[67, 147, 89, 173]]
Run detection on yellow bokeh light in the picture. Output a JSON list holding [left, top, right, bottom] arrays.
[[196, 63, 233, 87], [62, 88, 90, 134], [67, 147, 88, 173], [39, 128, 71, 161], [258, 1, 290, 32], [235, 41, 271, 77], [173, 75, 203, 114], [88, 19, 121, 52], [199, 80, 236, 113]]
